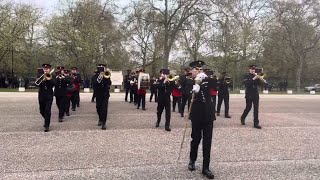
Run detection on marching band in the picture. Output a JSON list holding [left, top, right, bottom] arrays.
[[35, 61, 267, 179]]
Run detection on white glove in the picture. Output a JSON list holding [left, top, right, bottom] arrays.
[[192, 84, 200, 93], [194, 72, 208, 84]]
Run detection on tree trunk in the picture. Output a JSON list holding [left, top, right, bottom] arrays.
[[163, 0, 169, 69], [295, 59, 303, 93]]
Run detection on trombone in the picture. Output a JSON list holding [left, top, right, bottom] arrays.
[[97, 69, 111, 83], [35, 68, 55, 86]]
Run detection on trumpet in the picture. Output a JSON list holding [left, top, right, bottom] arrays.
[[254, 73, 267, 84], [97, 69, 111, 83], [224, 76, 232, 83], [56, 74, 65, 79], [35, 68, 55, 86], [166, 74, 179, 82]]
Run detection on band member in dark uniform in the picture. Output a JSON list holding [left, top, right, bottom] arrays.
[[54, 66, 71, 122], [71, 67, 81, 109], [172, 78, 182, 112], [92, 64, 112, 130], [64, 70, 74, 116], [124, 70, 131, 102], [136, 69, 148, 110], [188, 61, 215, 179], [240, 65, 263, 129], [91, 70, 98, 102], [204, 69, 218, 117], [149, 76, 158, 102], [130, 72, 138, 105], [155, 69, 175, 131], [36, 64, 55, 132], [180, 68, 194, 117], [216, 72, 232, 118]]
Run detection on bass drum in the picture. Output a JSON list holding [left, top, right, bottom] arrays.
[[138, 72, 150, 90]]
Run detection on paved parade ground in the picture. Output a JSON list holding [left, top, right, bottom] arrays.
[[0, 92, 319, 180]]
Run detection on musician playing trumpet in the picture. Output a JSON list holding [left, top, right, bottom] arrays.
[[216, 72, 232, 118], [71, 67, 82, 110], [240, 65, 264, 129], [172, 76, 182, 113], [155, 69, 175, 131], [54, 66, 72, 122], [36, 64, 55, 132], [92, 64, 112, 130]]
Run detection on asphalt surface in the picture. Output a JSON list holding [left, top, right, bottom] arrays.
[[0, 92, 319, 180]]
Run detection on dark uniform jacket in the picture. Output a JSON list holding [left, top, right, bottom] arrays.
[[156, 78, 174, 100], [131, 76, 138, 91], [217, 78, 231, 96], [124, 75, 131, 89], [37, 79, 55, 99], [243, 73, 260, 99], [92, 74, 112, 97], [54, 77, 72, 97], [180, 75, 194, 96], [72, 73, 81, 91], [190, 79, 215, 123], [150, 79, 157, 91]]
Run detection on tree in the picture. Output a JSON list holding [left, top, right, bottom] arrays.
[[272, 0, 320, 92], [45, 0, 128, 78], [145, 0, 209, 68]]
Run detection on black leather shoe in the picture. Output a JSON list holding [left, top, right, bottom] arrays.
[[202, 169, 214, 179], [165, 127, 171, 131], [156, 122, 160, 127], [66, 112, 70, 116], [225, 115, 231, 118], [102, 125, 106, 130], [77, 104, 80, 107], [241, 118, 245, 125], [217, 113, 220, 116], [142, 108, 146, 110], [44, 127, 49, 132], [59, 118, 63, 122], [137, 106, 140, 109], [181, 114, 184, 117], [254, 125, 262, 129], [98, 121, 102, 126], [188, 160, 196, 171], [72, 108, 75, 111]]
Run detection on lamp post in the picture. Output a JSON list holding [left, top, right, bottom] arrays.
[[11, 44, 14, 77]]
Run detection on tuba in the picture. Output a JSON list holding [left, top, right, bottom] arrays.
[[35, 68, 55, 86]]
